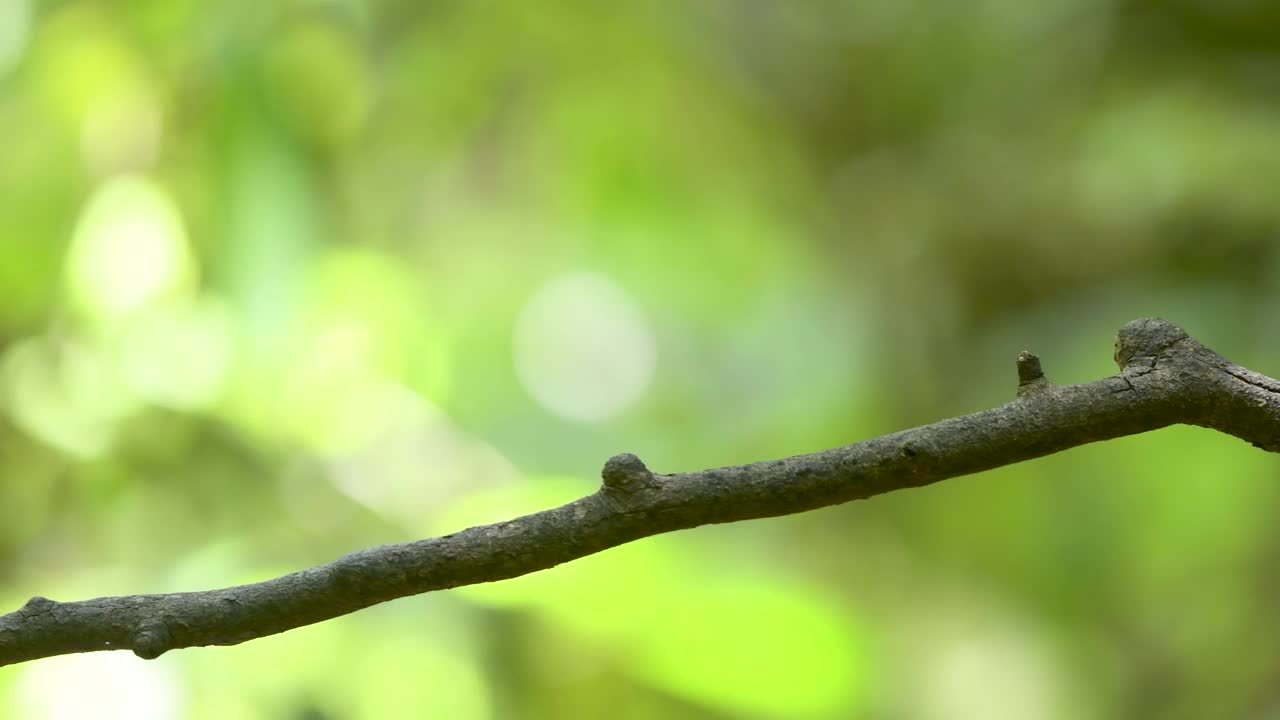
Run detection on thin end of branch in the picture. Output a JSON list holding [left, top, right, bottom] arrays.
[[1016, 350, 1049, 397]]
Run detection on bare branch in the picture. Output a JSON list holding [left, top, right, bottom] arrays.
[[3, 317, 1277, 666]]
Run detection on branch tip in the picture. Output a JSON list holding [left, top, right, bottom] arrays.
[[1017, 351, 1043, 381], [1016, 351, 1049, 397]]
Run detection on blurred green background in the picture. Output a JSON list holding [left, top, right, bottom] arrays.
[[3, 0, 1280, 718]]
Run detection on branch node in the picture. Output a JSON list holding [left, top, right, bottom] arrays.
[[20, 596, 56, 614], [1114, 317, 1189, 370], [601, 453, 656, 494], [1016, 351, 1050, 397], [133, 621, 172, 660]]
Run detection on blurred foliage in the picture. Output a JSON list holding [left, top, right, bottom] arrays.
[[2, 0, 1280, 718]]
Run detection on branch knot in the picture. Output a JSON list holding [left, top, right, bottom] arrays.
[[1114, 317, 1189, 370], [20, 597, 56, 615], [133, 620, 172, 660], [601, 453, 657, 494]]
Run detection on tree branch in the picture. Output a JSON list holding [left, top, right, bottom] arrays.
[[3, 317, 1277, 666]]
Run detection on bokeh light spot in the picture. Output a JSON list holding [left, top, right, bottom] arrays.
[[910, 604, 1066, 720], [0, 336, 138, 457], [513, 271, 656, 423], [0, 0, 30, 76], [66, 175, 194, 320], [80, 82, 163, 175], [14, 651, 184, 720], [324, 383, 519, 529]]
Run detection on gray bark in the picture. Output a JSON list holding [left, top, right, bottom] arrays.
[[2, 317, 1277, 666]]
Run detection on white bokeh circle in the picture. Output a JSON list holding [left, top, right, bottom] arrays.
[[513, 271, 656, 423]]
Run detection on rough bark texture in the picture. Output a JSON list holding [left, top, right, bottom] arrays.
[[2, 317, 1277, 666]]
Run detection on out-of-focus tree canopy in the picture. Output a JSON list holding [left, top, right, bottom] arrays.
[[2, 1, 1279, 718]]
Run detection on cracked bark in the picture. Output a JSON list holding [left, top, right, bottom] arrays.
[[2, 317, 1278, 666]]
